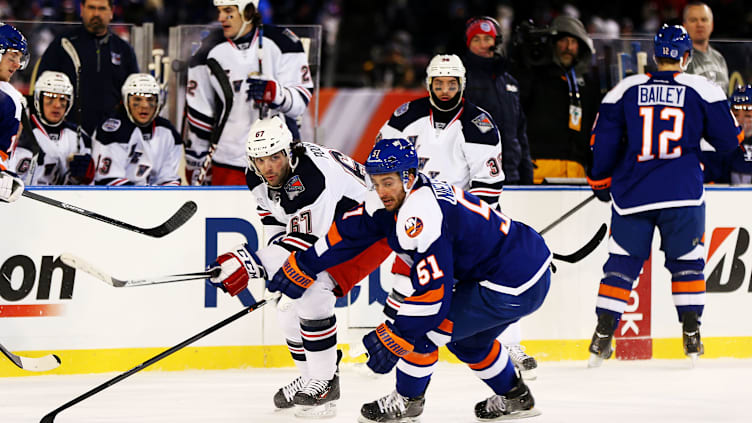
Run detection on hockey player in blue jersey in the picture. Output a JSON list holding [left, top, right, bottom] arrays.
[[0, 23, 29, 203], [270, 138, 552, 422], [586, 24, 743, 367]]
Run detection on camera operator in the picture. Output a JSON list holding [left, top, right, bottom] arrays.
[[513, 16, 601, 183]]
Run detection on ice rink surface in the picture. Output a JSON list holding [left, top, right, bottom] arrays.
[[1, 359, 749, 423]]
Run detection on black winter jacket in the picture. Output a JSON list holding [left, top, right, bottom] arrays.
[[464, 53, 534, 184]]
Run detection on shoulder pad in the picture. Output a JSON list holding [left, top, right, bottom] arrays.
[[396, 187, 443, 253], [388, 97, 430, 131], [461, 103, 500, 145], [263, 25, 305, 54], [154, 116, 183, 145], [188, 28, 226, 67]]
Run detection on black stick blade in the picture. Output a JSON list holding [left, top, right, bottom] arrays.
[[143, 201, 198, 238], [553, 223, 608, 263]]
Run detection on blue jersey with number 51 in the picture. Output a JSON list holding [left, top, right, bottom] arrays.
[[590, 71, 743, 215]]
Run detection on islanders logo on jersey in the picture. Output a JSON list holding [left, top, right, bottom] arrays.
[[404, 216, 424, 238], [284, 175, 305, 200]]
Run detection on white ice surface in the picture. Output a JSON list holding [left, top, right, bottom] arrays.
[[1, 359, 749, 422]]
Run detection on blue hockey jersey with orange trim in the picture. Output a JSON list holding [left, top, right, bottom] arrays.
[[296, 173, 551, 342], [590, 71, 742, 215]]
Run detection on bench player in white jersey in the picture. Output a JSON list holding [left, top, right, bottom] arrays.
[[9, 71, 94, 185], [587, 25, 743, 367], [207, 116, 391, 417], [378, 54, 538, 377], [0, 24, 29, 203], [91, 73, 182, 186], [270, 138, 552, 422], [185, 0, 313, 185]]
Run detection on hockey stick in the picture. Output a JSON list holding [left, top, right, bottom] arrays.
[[21, 191, 197, 238], [60, 38, 82, 145], [552, 223, 607, 264], [59, 252, 218, 288], [194, 58, 234, 186], [39, 300, 269, 423], [0, 339, 61, 372], [539, 194, 596, 235]]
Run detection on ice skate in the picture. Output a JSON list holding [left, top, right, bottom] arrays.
[[273, 375, 308, 409], [293, 375, 340, 418], [359, 389, 425, 423], [506, 344, 538, 380], [474, 378, 541, 421], [682, 311, 704, 365], [588, 313, 615, 368]]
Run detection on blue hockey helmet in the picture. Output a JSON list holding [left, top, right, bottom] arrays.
[[0, 23, 29, 70], [366, 138, 418, 190], [730, 85, 752, 111], [654, 24, 692, 64]]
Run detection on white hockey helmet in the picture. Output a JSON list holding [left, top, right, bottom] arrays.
[[425, 54, 466, 92], [121, 73, 162, 126], [34, 71, 73, 127], [214, 0, 259, 39], [246, 116, 295, 178]]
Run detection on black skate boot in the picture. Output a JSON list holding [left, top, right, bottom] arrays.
[[293, 375, 340, 417], [506, 344, 538, 380], [588, 313, 616, 368], [359, 390, 426, 423], [682, 311, 704, 363], [474, 377, 541, 421], [273, 375, 308, 409]]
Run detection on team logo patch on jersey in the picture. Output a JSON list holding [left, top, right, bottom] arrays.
[[404, 217, 424, 238], [101, 118, 121, 132], [394, 102, 410, 117], [284, 175, 305, 199], [283, 28, 300, 43], [111, 52, 121, 65], [472, 113, 493, 133]]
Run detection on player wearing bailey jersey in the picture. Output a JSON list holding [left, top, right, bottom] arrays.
[[586, 25, 743, 367], [270, 138, 552, 422], [0, 24, 29, 203]]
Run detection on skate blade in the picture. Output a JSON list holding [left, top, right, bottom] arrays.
[[294, 401, 337, 418], [587, 353, 605, 368], [477, 407, 542, 421], [686, 352, 700, 367], [520, 368, 537, 381], [358, 415, 420, 423]]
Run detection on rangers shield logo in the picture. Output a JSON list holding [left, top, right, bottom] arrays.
[[472, 113, 493, 134], [404, 216, 424, 238], [284, 175, 305, 200]]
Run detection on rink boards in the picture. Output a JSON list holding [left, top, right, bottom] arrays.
[[1, 186, 751, 376]]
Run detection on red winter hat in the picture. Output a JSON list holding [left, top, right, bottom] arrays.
[[465, 18, 498, 47]]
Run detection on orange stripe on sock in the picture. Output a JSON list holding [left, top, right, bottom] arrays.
[[437, 318, 454, 334], [469, 340, 501, 370], [672, 279, 706, 294], [403, 350, 438, 366], [598, 284, 631, 302]]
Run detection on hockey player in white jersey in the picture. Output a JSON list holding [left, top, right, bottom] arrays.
[[378, 54, 538, 377], [185, 0, 313, 185], [0, 23, 28, 203], [8, 71, 94, 185], [207, 116, 391, 417], [91, 73, 182, 186]]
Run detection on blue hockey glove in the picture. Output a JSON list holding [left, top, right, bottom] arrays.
[[363, 322, 414, 374], [207, 244, 267, 296], [587, 176, 612, 202], [246, 77, 284, 107], [268, 252, 316, 299], [68, 153, 95, 184]]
